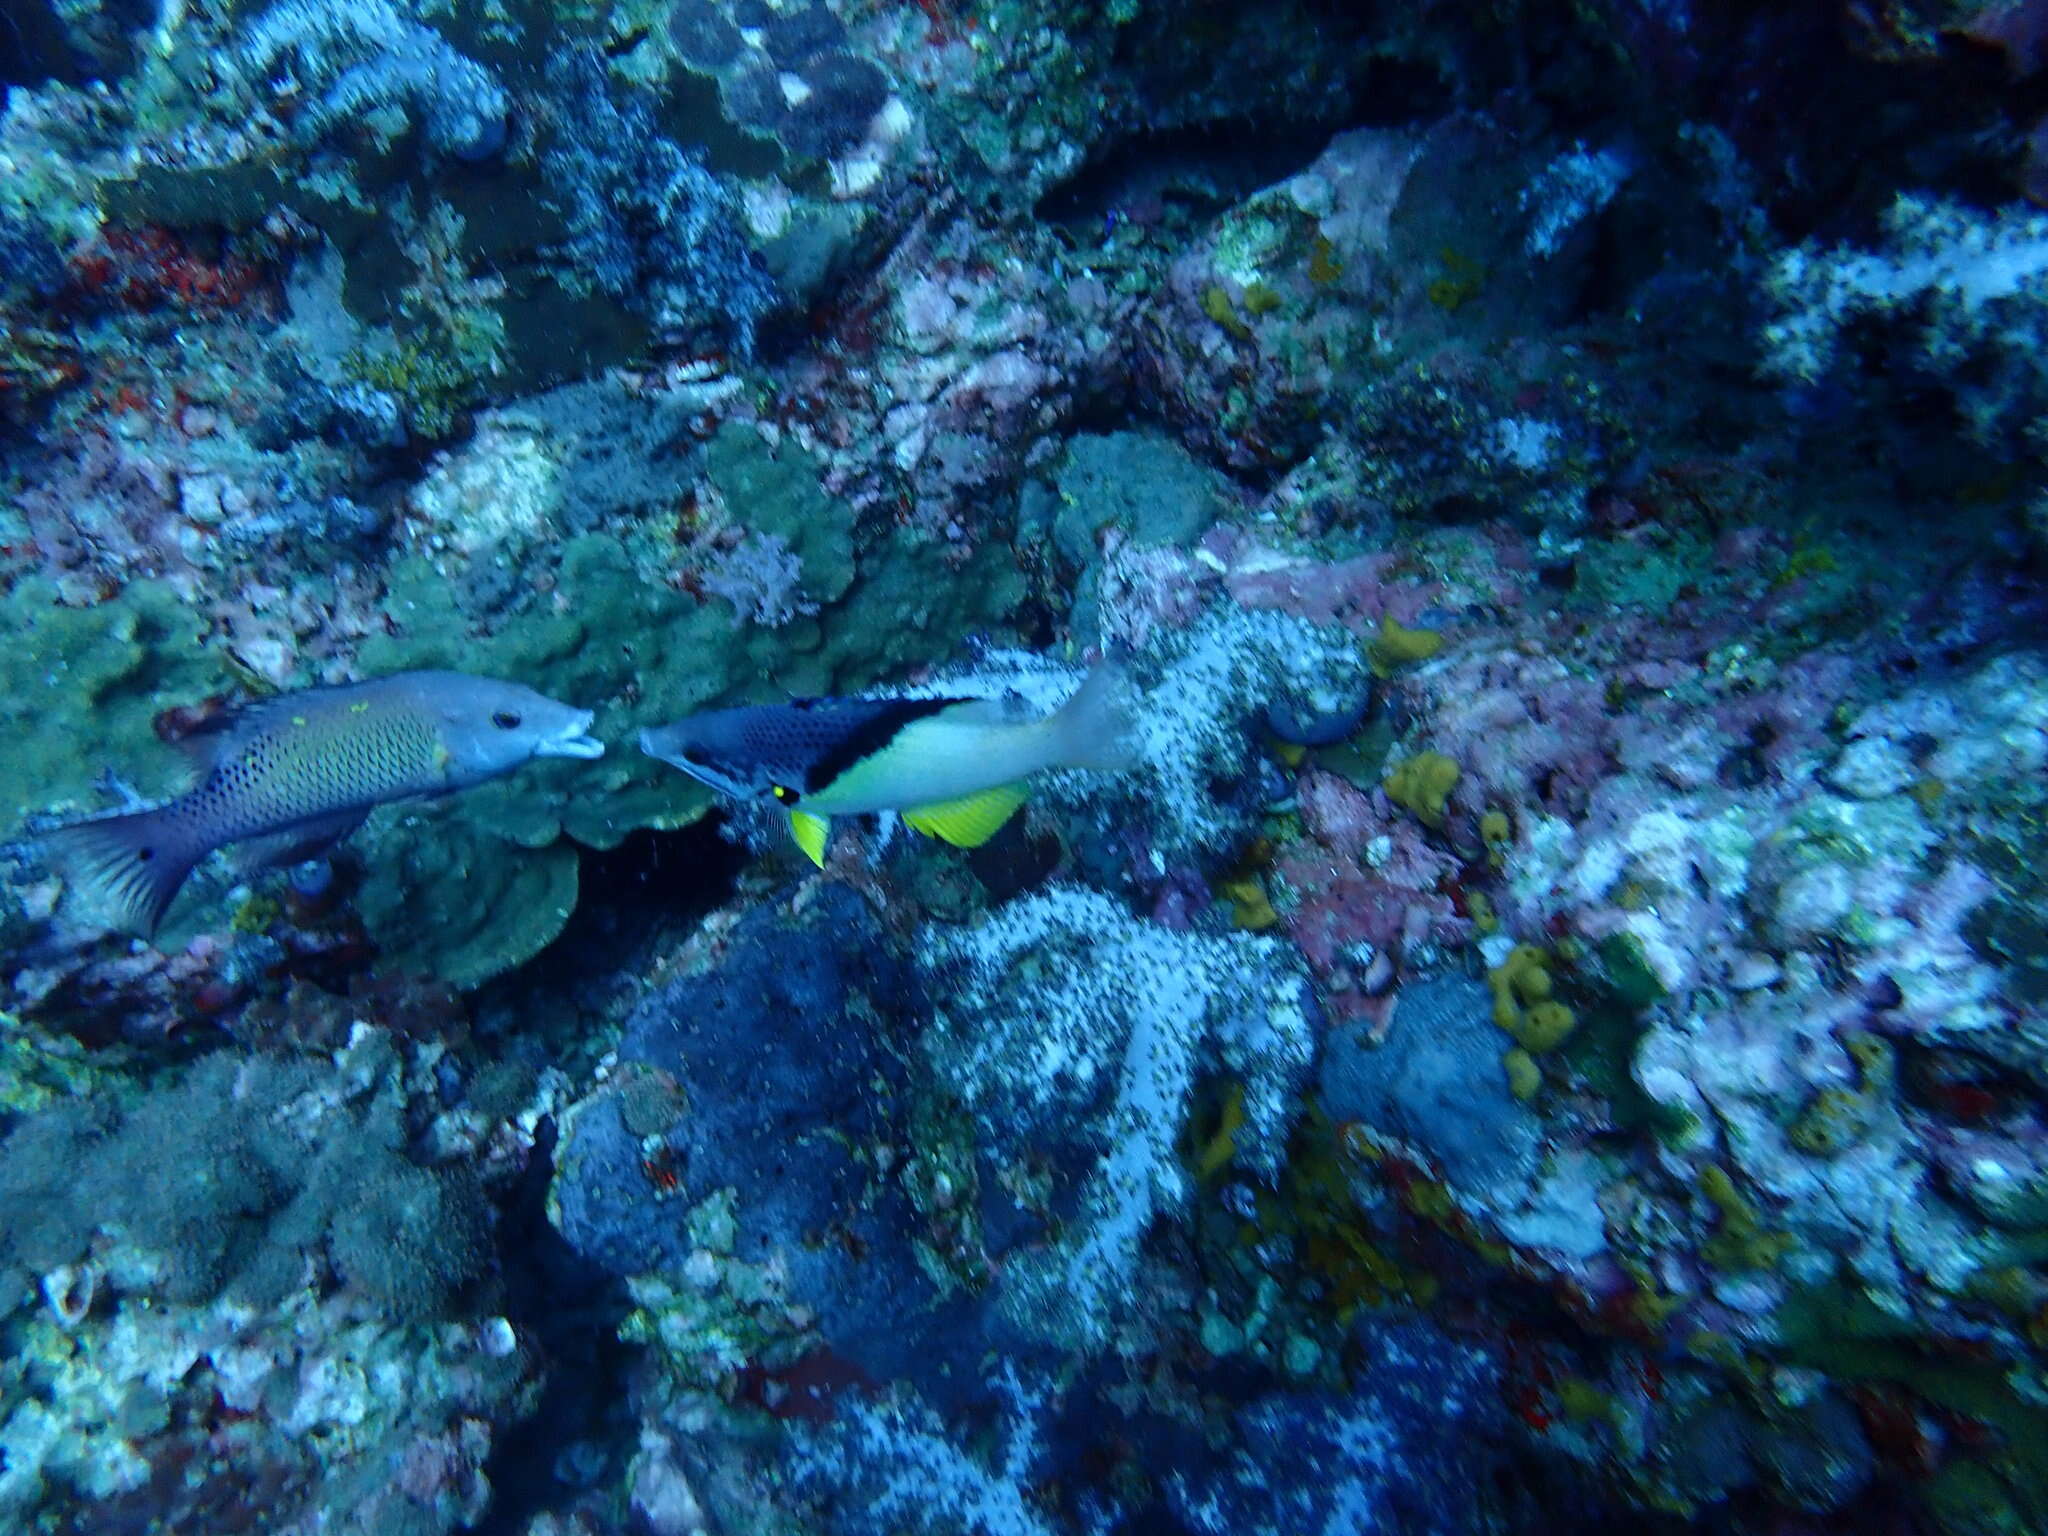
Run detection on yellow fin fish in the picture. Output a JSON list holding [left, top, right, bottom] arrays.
[[639, 664, 1136, 867]]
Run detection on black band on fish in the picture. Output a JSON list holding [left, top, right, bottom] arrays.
[[803, 695, 969, 795]]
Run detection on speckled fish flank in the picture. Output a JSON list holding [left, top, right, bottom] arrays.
[[44, 671, 603, 936]]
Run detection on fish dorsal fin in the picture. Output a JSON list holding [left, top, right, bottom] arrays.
[[160, 697, 262, 770], [937, 697, 1008, 726], [901, 782, 1029, 849], [788, 809, 830, 867]]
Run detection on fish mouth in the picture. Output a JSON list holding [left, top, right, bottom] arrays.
[[637, 727, 693, 773], [638, 728, 725, 791], [537, 712, 606, 761]]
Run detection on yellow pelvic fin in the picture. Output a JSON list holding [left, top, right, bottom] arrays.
[[901, 782, 1029, 850], [789, 809, 830, 867]]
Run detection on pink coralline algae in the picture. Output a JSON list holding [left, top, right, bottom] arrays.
[[787, 214, 1133, 546], [1213, 530, 1438, 636], [1279, 770, 1469, 1027], [14, 428, 193, 597]]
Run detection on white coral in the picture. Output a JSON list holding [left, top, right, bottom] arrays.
[[1763, 193, 2048, 386], [922, 886, 1313, 1352], [238, 0, 507, 158]]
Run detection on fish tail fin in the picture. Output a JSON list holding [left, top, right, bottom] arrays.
[[42, 808, 197, 937], [1049, 659, 1140, 773]]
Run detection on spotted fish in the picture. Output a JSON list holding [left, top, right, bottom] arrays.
[[45, 671, 604, 935]]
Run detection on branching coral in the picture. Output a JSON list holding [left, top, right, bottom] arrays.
[[1763, 194, 2048, 443], [236, 0, 508, 160], [921, 885, 1314, 1353], [540, 50, 775, 356]]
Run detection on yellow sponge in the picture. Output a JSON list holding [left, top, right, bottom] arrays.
[[1385, 751, 1460, 827]]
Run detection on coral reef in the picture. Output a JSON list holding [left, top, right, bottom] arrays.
[[0, 1020, 545, 1530], [4, 0, 2048, 1532], [921, 884, 1315, 1353], [540, 51, 776, 355], [236, 0, 510, 161]]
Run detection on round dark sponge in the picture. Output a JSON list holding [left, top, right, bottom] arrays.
[[783, 49, 888, 160], [670, 2, 745, 68], [761, 1, 846, 67]]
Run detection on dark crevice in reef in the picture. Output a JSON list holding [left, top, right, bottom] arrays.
[[473, 816, 746, 1532], [0, 0, 80, 89], [570, 813, 748, 936], [474, 1115, 641, 1536], [1035, 116, 1347, 237], [1034, 59, 1449, 239], [497, 814, 749, 1000], [0, 0, 154, 90]]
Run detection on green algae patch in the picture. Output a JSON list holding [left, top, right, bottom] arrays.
[[1048, 431, 1226, 569], [1554, 970, 1699, 1147], [1308, 233, 1343, 287], [1241, 281, 1284, 317], [1697, 1163, 1792, 1271], [1587, 931, 1670, 1010], [701, 422, 856, 605], [1203, 284, 1253, 341], [1182, 1078, 1248, 1182], [344, 328, 498, 445], [1502, 1046, 1543, 1101], [1961, 824, 2048, 1006], [100, 161, 296, 233], [1774, 1278, 2048, 1535], [1787, 1034, 1894, 1158], [0, 577, 225, 834], [0, 1014, 108, 1116], [848, 528, 1028, 674], [1425, 248, 1485, 312], [355, 820, 581, 990]]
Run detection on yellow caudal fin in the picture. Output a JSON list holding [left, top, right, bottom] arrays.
[[902, 782, 1029, 849], [789, 809, 830, 867]]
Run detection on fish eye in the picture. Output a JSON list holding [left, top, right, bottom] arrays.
[[492, 711, 522, 730]]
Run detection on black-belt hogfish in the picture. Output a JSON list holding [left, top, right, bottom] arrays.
[[639, 663, 1135, 866]]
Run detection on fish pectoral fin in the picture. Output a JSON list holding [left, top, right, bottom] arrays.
[[901, 782, 1029, 849], [788, 810, 830, 868], [227, 809, 370, 875]]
